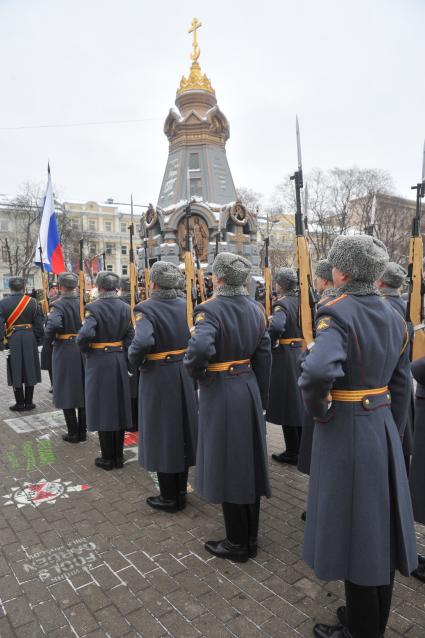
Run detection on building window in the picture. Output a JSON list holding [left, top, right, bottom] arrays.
[[0, 220, 9, 232], [190, 177, 202, 198], [88, 220, 97, 232], [104, 220, 112, 232], [189, 153, 200, 170], [105, 243, 114, 255], [121, 245, 127, 256], [89, 242, 96, 255], [106, 264, 113, 272], [71, 218, 80, 230], [1, 246, 8, 263], [122, 265, 128, 275], [120, 222, 127, 233]]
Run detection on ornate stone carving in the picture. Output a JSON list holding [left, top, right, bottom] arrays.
[[177, 214, 209, 262]]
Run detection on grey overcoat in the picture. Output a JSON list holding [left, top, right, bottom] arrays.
[[409, 357, 425, 524], [184, 294, 272, 505], [76, 295, 133, 431], [299, 292, 417, 586], [128, 294, 198, 473], [45, 293, 85, 409]]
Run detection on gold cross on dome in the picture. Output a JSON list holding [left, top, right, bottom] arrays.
[[188, 18, 202, 63]]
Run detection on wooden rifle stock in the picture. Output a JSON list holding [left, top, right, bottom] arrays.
[[296, 235, 315, 347], [40, 271, 49, 316], [195, 250, 206, 303], [184, 251, 196, 328], [264, 237, 272, 317], [407, 177, 425, 360]]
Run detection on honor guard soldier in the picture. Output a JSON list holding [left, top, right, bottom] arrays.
[[299, 235, 417, 638], [0, 276, 44, 411], [266, 267, 304, 464], [298, 259, 337, 479], [409, 356, 425, 582], [128, 262, 198, 512], [119, 276, 139, 431], [44, 273, 86, 443], [377, 262, 414, 474], [314, 258, 337, 303], [77, 271, 133, 470], [184, 252, 271, 562]]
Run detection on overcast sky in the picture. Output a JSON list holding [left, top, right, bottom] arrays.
[[0, 0, 424, 208]]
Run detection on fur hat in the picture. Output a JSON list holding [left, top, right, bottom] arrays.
[[119, 276, 131, 292], [176, 272, 185, 291], [315, 259, 333, 282], [212, 252, 251, 287], [275, 267, 298, 291], [96, 271, 120, 291], [379, 262, 407, 289], [328, 235, 388, 283], [9, 277, 25, 292], [58, 272, 78, 290], [150, 261, 180, 289]]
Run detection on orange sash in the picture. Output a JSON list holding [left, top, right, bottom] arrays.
[[6, 295, 32, 335]]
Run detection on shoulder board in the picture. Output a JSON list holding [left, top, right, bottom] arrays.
[[322, 293, 347, 308], [198, 296, 216, 306]]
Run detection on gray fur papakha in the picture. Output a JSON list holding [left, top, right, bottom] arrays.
[[58, 272, 78, 290], [9, 277, 25, 292], [275, 267, 298, 290], [379, 262, 407, 289], [150, 261, 180, 289], [213, 252, 251, 286], [315, 259, 333, 282], [119, 276, 131, 292], [96, 271, 120, 291], [328, 234, 388, 283]]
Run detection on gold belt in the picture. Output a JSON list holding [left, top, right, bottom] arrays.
[[56, 333, 77, 340], [6, 323, 32, 336], [278, 338, 304, 345], [89, 341, 123, 350], [207, 359, 251, 372], [145, 348, 187, 361], [331, 386, 389, 403]]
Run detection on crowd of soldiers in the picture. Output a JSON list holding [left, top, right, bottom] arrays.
[[0, 233, 424, 638]]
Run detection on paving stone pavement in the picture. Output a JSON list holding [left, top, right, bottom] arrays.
[[0, 354, 424, 637]]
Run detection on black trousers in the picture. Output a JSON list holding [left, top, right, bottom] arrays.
[[98, 431, 124, 462], [222, 499, 260, 546], [345, 572, 394, 638], [282, 426, 302, 455]]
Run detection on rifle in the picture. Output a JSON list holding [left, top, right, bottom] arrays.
[[264, 236, 272, 317], [78, 239, 85, 321], [142, 207, 152, 299], [184, 199, 196, 328], [406, 140, 425, 361], [366, 194, 377, 236], [194, 248, 206, 303], [37, 245, 49, 316], [129, 195, 137, 326], [290, 116, 315, 348]]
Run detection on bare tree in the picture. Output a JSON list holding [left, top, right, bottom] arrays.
[[0, 183, 44, 279]]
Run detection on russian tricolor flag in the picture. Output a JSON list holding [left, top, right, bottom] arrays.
[[35, 165, 66, 274]]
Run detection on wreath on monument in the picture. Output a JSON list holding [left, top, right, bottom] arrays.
[[145, 204, 158, 229], [229, 201, 248, 226]]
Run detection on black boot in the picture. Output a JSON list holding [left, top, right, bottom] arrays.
[[78, 408, 87, 441], [205, 502, 249, 563], [412, 554, 425, 582], [178, 467, 189, 510], [336, 608, 384, 638], [247, 498, 260, 558], [9, 387, 25, 411], [95, 431, 114, 470], [24, 385, 35, 410], [113, 430, 125, 469], [62, 409, 80, 443], [272, 425, 299, 464], [313, 625, 351, 637], [147, 473, 180, 512]]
